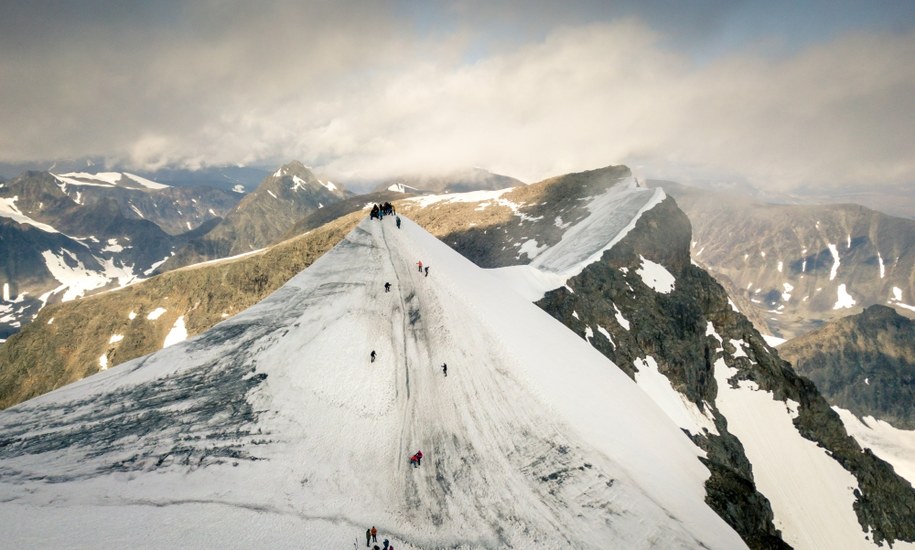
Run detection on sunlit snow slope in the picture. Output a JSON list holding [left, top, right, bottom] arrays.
[[0, 216, 744, 549]]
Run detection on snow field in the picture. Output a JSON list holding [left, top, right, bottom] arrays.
[[633, 356, 717, 437]]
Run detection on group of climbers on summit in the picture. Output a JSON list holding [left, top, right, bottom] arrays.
[[369, 202, 401, 228], [369, 202, 396, 220]]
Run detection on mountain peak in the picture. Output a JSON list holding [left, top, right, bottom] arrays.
[[271, 160, 312, 179], [861, 303, 902, 320]]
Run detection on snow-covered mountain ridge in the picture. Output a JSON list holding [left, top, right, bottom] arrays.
[[2, 164, 914, 548], [0, 216, 746, 548], [531, 198, 915, 549], [398, 169, 915, 548]]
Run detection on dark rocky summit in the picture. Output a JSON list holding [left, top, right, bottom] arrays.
[[780, 304, 915, 430]]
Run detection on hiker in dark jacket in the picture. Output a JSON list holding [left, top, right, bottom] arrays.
[[371, 350, 376, 363]]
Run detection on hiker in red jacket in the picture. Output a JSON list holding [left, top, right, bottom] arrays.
[[410, 450, 423, 467]]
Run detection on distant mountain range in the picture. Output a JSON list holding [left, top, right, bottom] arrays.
[[0, 160, 270, 194], [162, 161, 351, 269], [655, 180, 915, 340], [1, 162, 526, 339], [0, 171, 239, 340]]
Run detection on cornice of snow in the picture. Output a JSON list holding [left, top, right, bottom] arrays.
[[531, 179, 665, 277]]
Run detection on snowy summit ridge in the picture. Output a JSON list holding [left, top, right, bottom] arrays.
[[0, 214, 743, 548]]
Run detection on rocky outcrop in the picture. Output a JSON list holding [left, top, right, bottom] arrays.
[[780, 304, 915, 429]]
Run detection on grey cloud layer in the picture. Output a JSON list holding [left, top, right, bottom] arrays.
[[1, 3, 913, 192]]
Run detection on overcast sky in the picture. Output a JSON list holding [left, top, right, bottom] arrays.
[[1, 0, 913, 194]]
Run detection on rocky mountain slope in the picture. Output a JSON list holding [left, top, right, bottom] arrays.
[[779, 304, 915, 430], [654, 181, 915, 340], [163, 161, 349, 269], [2, 165, 914, 547]]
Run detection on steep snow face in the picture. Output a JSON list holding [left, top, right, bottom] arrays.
[[708, 323, 897, 550], [0, 218, 743, 549]]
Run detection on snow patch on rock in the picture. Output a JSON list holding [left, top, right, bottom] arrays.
[[163, 316, 187, 348], [146, 307, 167, 321], [636, 255, 675, 294], [833, 284, 856, 309]]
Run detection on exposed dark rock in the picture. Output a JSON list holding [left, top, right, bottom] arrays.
[[535, 198, 787, 548]]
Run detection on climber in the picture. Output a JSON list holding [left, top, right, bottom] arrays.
[[410, 450, 423, 467]]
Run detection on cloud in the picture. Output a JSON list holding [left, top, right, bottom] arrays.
[[0, 4, 913, 194]]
